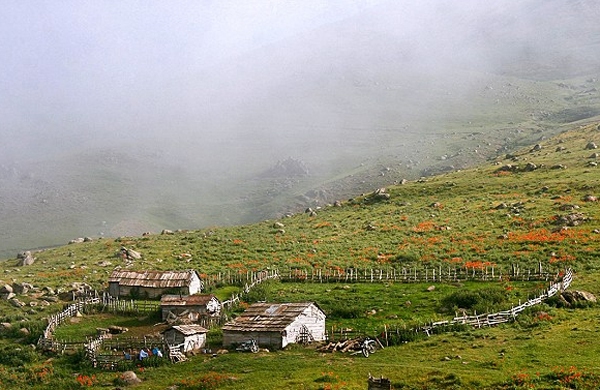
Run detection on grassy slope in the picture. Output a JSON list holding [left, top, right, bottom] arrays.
[[1, 123, 600, 389]]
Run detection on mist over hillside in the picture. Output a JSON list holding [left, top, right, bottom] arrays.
[[1, 0, 600, 259]]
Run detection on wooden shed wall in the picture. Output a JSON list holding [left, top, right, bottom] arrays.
[[222, 331, 283, 349], [282, 305, 326, 347]]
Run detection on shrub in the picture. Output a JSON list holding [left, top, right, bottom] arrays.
[[440, 288, 508, 314], [0, 345, 39, 366]]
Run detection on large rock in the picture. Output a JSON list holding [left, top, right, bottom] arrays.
[[16, 251, 35, 266], [120, 371, 142, 385], [119, 247, 142, 260], [562, 290, 597, 305], [0, 284, 14, 296], [12, 282, 33, 294]]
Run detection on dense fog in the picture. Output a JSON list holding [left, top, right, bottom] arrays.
[[1, 0, 599, 257]]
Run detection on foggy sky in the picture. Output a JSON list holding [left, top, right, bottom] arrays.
[[0, 1, 382, 159], [1, 0, 599, 162]]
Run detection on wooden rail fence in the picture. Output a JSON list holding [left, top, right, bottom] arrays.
[[282, 264, 557, 284], [328, 268, 573, 344]]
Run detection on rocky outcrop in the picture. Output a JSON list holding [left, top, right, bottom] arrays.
[[17, 251, 35, 266]]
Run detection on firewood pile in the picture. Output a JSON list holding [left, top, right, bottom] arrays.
[[317, 338, 363, 353]]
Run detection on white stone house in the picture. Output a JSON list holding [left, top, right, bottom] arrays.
[[222, 302, 326, 350]]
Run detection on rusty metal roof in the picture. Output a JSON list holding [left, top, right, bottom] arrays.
[[160, 294, 218, 306], [108, 270, 200, 289], [163, 324, 208, 336], [222, 302, 324, 332]]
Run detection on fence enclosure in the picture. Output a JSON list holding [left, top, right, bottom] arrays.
[[38, 267, 573, 368]]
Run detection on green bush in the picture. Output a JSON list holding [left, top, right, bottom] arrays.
[[0, 345, 39, 366], [440, 288, 508, 314]]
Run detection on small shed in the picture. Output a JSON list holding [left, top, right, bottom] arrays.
[[108, 270, 203, 299], [160, 294, 222, 322], [222, 302, 326, 350], [162, 324, 208, 353]]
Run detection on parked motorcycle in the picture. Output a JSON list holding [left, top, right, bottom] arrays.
[[236, 339, 259, 353]]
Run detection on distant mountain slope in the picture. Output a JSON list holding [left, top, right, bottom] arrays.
[[1, 0, 600, 259]]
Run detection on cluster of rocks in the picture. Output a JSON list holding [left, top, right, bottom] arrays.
[[555, 213, 589, 227], [494, 201, 526, 215], [68, 237, 94, 244], [495, 162, 543, 173]]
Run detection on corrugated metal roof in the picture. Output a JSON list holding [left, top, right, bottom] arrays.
[[108, 270, 199, 289], [222, 302, 324, 332], [163, 324, 208, 336], [160, 294, 218, 306]]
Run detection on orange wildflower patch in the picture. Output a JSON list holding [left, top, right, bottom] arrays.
[[313, 221, 331, 228], [413, 221, 435, 232], [464, 260, 495, 270], [507, 229, 573, 242]]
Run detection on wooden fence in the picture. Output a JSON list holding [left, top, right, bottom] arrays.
[[281, 264, 557, 284], [222, 270, 280, 308], [329, 268, 573, 344]]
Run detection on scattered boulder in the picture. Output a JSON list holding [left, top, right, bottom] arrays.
[[0, 284, 14, 295], [560, 290, 597, 306], [120, 371, 142, 385], [41, 296, 59, 303], [558, 204, 580, 211], [589, 152, 599, 159], [372, 188, 391, 201], [119, 247, 142, 260], [427, 285, 436, 292], [273, 222, 285, 229], [0, 323, 13, 332], [108, 325, 128, 334], [11, 282, 33, 294], [42, 286, 55, 295], [17, 251, 35, 266], [530, 144, 542, 152], [583, 195, 597, 202], [68, 238, 85, 244], [550, 164, 567, 170], [10, 298, 26, 307], [161, 229, 174, 235], [555, 213, 588, 226], [585, 142, 598, 150]]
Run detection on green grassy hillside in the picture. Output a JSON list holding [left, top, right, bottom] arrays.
[[0, 123, 599, 389]]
